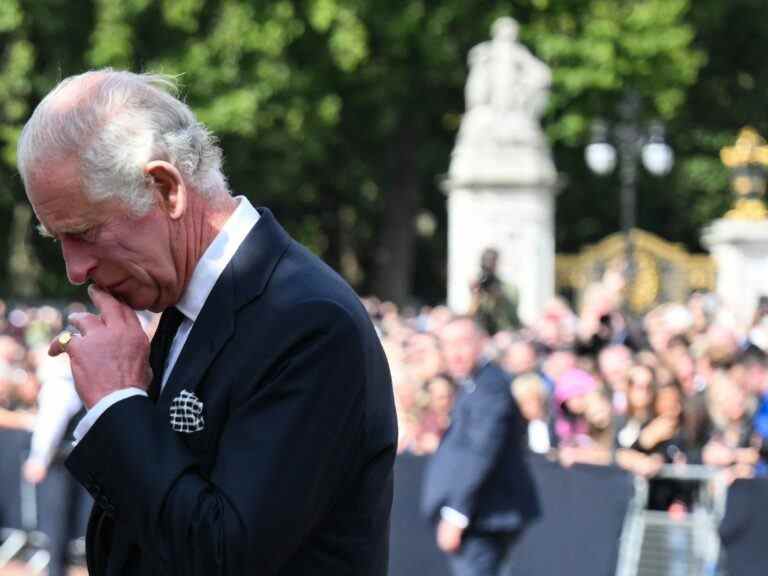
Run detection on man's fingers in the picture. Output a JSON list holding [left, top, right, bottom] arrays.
[[67, 312, 102, 336], [88, 284, 130, 324], [49, 334, 66, 357], [49, 332, 80, 357]]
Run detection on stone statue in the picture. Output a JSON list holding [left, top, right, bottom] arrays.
[[457, 17, 552, 151], [445, 17, 557, 325]]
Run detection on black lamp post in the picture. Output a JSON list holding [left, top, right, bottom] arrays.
[[585, 92, 674, 298]]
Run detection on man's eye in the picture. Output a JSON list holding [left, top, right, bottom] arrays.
[[74, 228, 97, 242]]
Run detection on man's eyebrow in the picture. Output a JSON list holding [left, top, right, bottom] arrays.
[[36, 223, 55, 238], [37, 222, 92, 238]]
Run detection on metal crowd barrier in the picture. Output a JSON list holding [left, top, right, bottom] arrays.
[[389, 454, 762, 576], [0, 429, 50, 575], [0, 427, 88, 575], [617, 465, 728, 576]]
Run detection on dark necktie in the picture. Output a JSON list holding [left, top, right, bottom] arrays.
[[148, 307, 185, 402]]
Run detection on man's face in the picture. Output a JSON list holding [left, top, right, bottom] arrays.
[[598, 346, 632, 390], [502, 341, 537, 374], [440, 319, 483, 380], [26, 159, 181, 312]]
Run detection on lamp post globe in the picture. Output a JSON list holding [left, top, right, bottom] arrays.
[[585, 141, 618, 176], [642, 123, 674, 176]]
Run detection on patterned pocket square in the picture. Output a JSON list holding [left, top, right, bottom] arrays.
[[169, 389, 205, 433]]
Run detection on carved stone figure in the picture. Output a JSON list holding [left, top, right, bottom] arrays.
[[445, 18, 557, 324], [457, 17, 552, 151]]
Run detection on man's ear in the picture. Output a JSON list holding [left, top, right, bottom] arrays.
[[144, 161, 186, 220]]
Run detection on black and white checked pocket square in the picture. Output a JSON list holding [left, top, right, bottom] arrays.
[[169, 389, 205, 433]]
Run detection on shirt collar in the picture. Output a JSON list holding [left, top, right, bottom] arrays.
[[176, 196, 260, 322]]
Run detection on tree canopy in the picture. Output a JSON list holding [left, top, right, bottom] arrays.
[[0, 0, 759, 304]]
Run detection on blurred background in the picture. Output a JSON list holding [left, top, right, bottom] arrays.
[[1, 0, 768, 575], [0, 0, 760, 304]]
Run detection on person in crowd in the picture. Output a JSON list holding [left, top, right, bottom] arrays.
[[688, 292, 719, 338], [469, 248, 520, 335], [705, 324, 741, 368], [598, 344, 633, 416], [615, 364, 655, 450], [553, 368, 613, 466], [417, 374, 457, 454], [0, 361, 37, 430], [23, 351, 88, 576], [703, 371, 760, 479], [500, 338, 538, 377], [403, 331, 444, 384], [635, 381, 689, 462], [512, 372, 555, 455], [393, 375, 425, 454], [422, 316, 537, 576], [541, 349, 576, 390], [745, 347, 768, 475], [663, 334, 711, 457], [633, 380, 697, 510], [613, 365, 665, 477], [574, 276, 638, 355], [554, 368, 598, 447]]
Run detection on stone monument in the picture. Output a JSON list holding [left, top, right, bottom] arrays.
[[444, 17, 557, 325], [702, 127, 768, 328]]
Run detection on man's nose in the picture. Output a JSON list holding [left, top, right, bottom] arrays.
[[60, 237, 97, 285]]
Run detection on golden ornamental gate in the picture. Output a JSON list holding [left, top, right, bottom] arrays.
[[556, 229, 716, 314]]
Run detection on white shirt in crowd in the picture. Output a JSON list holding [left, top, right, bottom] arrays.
[[28, 354, 82, 467], [527, 419, 552, 454]]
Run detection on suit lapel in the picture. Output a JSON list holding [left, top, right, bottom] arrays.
[[157, 208, 291, 410]]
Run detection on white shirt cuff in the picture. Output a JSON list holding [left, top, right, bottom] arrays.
[[440, 506, 470, 529], [73, 388, 148, 443]]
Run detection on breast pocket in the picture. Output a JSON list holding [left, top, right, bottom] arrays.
[[168, 397, 210, 454]]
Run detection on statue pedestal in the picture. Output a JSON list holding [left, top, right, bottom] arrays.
[[444, 17, 557, 325], [701, 219, 768, 328], [444, 183, 555, 326]]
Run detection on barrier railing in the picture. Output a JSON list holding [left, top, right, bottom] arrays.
[[617, 465, 727, 576], [2, 432, 768, 576], [390, 454, 768, 576], [0, 427, 89, 574]]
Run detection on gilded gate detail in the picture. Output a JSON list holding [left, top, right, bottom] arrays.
[[556, 229, 716, 314]]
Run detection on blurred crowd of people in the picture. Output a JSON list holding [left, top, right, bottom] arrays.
[[3, 273, 768, 517], [368, 271, 768, 510], [0, 301, 73, 431]]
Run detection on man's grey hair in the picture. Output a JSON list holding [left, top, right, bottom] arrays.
[[17, 69, 228, 214]]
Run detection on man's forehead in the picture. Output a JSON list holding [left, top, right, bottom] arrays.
[[26, 156, 81, 199], [26, 159, 108, 233], [441, 319, 478, 340]]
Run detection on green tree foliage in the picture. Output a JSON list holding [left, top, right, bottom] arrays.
[[0, 0, 752, 304]]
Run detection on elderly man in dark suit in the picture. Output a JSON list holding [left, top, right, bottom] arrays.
[[422, 316, 538, 576], [17, 69, 397, 576]]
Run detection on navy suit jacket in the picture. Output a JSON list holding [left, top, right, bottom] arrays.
[[65, 208, 398, 575], [421, 361, 539, 533]]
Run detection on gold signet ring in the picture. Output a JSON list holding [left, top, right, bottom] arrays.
[[57, 331, 72, 349]]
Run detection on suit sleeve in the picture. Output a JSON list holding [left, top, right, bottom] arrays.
[[447, 382, 515, 520], [66, 300, 367, 575]]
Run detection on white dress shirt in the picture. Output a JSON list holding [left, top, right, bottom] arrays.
[[73, 197, 260, 441], [527, 419, 552, 454], [28, 354, 82, 466]]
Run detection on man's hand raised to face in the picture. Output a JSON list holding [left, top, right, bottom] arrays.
[[49, 285, 152, 409]]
